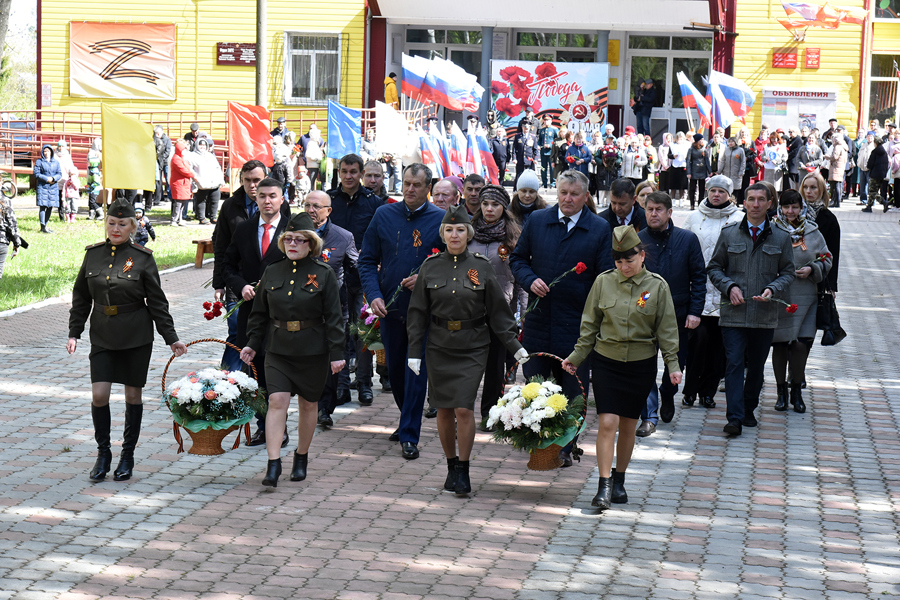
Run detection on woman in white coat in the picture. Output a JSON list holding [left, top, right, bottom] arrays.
[[189, 134, 225, 224], [680, 175, 743, 409]]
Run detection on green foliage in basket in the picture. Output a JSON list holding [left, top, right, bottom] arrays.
[[164, 367, 267, 426]]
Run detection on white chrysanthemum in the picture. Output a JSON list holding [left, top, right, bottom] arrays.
[[214, 381, 239, 404], [543, 382, 562, 394], [197, 368, 226, 381]]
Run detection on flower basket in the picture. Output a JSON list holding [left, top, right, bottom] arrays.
[[488, 353, 588, 471], [161, 338, 267, 455], [375, 349, 387, 367]]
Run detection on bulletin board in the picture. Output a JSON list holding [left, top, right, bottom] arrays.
[[761, 88, 837, 132]]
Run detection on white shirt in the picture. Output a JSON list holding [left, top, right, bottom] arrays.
[[614, 205, 636, 227], [558, 208, 581, 232], [258, 214, 282, 255]]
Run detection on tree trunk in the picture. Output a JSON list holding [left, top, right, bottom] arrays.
[[0, 0, 12, 64]]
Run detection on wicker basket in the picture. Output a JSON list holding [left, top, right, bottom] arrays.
[[185, 425, 240, 456], [527, 444, 564, 470], [375, 349, 387, 367]]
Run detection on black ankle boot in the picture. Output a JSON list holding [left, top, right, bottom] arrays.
[[592, 476, 613, 510], [89, 405, 112, 482], [454, 460, 471, 495], [775, 383, 789, 411], [262, 458, 282, 487], [444, 456, 458, 491], [113, 404, 143, 481], [611, 469, 627, 504], [790, 383, 806, 413], [290, 452, 308, 481]]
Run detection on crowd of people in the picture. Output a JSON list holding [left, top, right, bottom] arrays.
[[66, 123, 845, 512]]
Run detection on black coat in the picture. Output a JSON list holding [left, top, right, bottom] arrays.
[[639, 224, 707, 321], [598, 203, 647, 232], [786, 136, 802, 174], [510, 133, 537, 164], [223, 213, 288, 346], [491, 138, 508, 172], [868, 143, 890, 179], [812, 206, 840, 292]]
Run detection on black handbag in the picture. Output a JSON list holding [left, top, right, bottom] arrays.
[[816, 289, 847, 346]]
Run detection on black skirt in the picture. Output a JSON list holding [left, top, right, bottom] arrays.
[[264, 352, 329, 401], [669, 167, 688, 190], [591, 352, 658, 419], [90, 343, 154, 388]]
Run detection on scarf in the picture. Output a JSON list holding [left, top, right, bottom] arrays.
[[775, 202, 809, 243], [472, 216, 507, 244]]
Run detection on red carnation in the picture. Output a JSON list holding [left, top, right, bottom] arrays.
[[374, 320, 381, 330], [786, 304, 799, 314], [535, 62, 557, 79], [500, 65, 530, 82], [213, 301, 223, 309], [495, 97, 522, 117], [491, 81, 510, 95], [566, 155, 576, 164], [432, 247, 440, 255], [575, 262, 587, 274], [510, 80, 531, 101], [203, 301, 212, 310], [204, 312, 214, 320], [528, 99, 542, 113]]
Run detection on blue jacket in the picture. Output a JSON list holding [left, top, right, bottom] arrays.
[[510, 206, 614, 357], [327, 185, 383, 251], [34, 145, 62, 208], [639, 223, 707, 322], [565, 144, 593, 176], [358, 201, 445, 321]]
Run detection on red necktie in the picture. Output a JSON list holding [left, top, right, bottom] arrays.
[[619, 217, 626, 226], [751, 226, 759, 242], [262, 223, 271, 256]]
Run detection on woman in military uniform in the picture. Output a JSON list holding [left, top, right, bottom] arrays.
[[407, 205, 529, 496], [67, 199, 187, 483], [562, 226, 681, 511], [240, 212, 345, 488]]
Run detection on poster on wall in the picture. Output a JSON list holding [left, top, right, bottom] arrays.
[[490, 60, 609, 136], [69, 22, 177, 100], [760, 89, 836, 133]]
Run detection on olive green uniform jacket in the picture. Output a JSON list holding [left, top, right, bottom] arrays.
[[566, 267, 680, 374], [69, 240, 179, 349], [407, 250, 523, 360], [245, 255, 344, 361]]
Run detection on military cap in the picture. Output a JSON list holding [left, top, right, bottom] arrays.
[[441, 203, 471, 226], [190, 122, 199, 131], [612, 224, 641, 252], [285, 212, 315, 232], [108, 198, 136, 219], [276, 117, 287, 123]]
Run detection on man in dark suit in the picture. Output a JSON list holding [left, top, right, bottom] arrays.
[[510, 121, 537, 188], [599, 178, 647, 232], [223, 178, 291, 447], [490, 128, 508, 185]]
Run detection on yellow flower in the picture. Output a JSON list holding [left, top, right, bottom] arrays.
[[546, 394, 568, 413], [522, 382, 542, 401]]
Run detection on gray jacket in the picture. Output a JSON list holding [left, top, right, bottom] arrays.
[[707, 217, 796, 329], [468, 239, 515, 305]]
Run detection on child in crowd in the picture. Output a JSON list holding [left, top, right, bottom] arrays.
[[134, 203, 156, 247], [295, 166, 311, 205]]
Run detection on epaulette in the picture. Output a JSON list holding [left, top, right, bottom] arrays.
[[311, 258, 329, 268], [85, 241, 106, 250], [721, 221, 740, 229], [471, 252, 491, 262], [132, 243, 153, 255], [422, 251, 442, 262], [600, 268, 617, 275]]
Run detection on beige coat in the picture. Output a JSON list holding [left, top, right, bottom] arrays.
[[828, 139, 848, 182]]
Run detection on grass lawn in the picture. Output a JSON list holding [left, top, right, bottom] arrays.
[[0, 203, 215, 312]]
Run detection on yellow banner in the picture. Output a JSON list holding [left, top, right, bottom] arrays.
[[70, 22, 176, 100], [101, 105, 156, 191]]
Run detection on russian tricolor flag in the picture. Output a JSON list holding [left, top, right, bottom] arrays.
[[475, 132, 500, 185], [706, 71, 756, 119], [677, 72, 713, 129], [433, 123, 452, 179], [422, 59, 477, 112], [707, 81, 738, 132], [465, 131, 483, 180], [448, 123, 468, 176], [401, 54, 431, 104]]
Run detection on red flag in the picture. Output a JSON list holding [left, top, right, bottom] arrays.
[[228, 101, 273, 167]]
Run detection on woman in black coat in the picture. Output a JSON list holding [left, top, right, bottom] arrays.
[[863, 136, 890, 212], [801, 171, 840, 294]]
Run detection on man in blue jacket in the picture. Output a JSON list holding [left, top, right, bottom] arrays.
[[636, 192, 706, 436], [358, 163, 445, 459], [328, 154, 384, 405], [510, 169, 614, 466]]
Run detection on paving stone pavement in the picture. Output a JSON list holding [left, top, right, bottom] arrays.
[[0, 205, 898, 600]]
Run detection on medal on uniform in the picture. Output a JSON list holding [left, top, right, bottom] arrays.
[[468, 269, 480, 286], [123, 258, 134, 273], [412, 229, 422, 247], [637, 291, 650, 308], [321, 248, 332, 262], [306, 274, 319, 289], [498, 244, 509, 262]]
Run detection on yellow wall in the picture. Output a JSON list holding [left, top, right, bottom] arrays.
[[40, 0, 365, 111], [873, 22, 900, 52], [734, 0, 865, 134]]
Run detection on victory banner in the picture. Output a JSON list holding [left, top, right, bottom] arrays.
[[490, 60, 609, 135], [70, 22, 177, 100]]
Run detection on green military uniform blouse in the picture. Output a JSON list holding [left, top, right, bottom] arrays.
[[69, 240, 179, 349], [407, 250, 522, 359], [245, 255, 344, 361], [566, 267, 680, 374]]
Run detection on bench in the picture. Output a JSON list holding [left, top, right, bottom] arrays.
[[192, 239, 214, 268]]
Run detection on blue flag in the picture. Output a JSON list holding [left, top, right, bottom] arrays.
[[326, 100, 361, 159]]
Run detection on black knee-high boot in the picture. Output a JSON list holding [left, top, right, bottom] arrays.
[[114, 403, 143, 481], [89, 405, 112, 482]]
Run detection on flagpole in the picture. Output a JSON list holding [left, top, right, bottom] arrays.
[[684, 106, 695, 133]]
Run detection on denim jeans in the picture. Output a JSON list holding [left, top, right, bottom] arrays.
[[221, 300, 243, 372], [720, 327, 775, 423], [642, 325, 688, 425], [638, 113, 651, 136], [380, 317, 429, 444]]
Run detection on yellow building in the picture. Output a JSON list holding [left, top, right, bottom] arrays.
[[38, 0, 366, 114]]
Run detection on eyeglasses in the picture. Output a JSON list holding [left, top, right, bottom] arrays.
[[304, 203, 329, 212], [283, 237, 309, 246]]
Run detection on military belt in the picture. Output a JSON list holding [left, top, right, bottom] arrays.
[[431, 315, 486, 331], [273, 317, 325, 332], [93, 301, 146, 316]]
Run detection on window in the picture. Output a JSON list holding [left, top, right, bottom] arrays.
[[870, 54, 900, 125], [629, 36, 670, 50], [284, 33, 341, 105], [671, 57, 710, 108], [875, 0, 900, 18], [408, 29, 481, 45]]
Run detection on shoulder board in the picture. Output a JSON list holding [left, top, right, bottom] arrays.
[[471, 252, 491, 262], [600, 268, 616, 276], [312, 258, 329, 268], [721, 221, 740, 229], [423, 251, 442, 262], [85, 241, 106, 250], [132, 243, 153, 255]]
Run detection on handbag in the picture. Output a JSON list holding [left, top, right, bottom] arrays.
[[816, 287, 847, 346]]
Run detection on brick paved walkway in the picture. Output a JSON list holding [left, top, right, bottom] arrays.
[[0, 206, 898, 599]]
